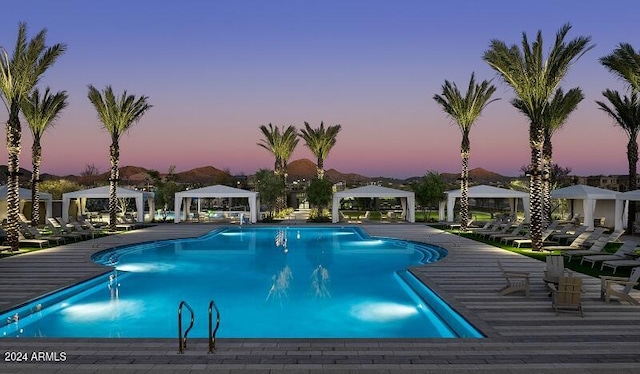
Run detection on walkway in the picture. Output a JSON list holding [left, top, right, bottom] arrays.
[[1, 223, 639, 373]]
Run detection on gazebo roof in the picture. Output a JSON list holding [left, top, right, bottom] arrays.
[[551, 184, 619, 200], [334, 185, 414, 198], [175, 184, 258, 197], [445, 185, 528, 198]]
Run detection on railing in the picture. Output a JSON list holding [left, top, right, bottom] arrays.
[[208, 300, 221, 353], [178, 301, 195, 354]]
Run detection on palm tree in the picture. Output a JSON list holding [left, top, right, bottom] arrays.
[[433, 73, 498, 231], [21, 87, 69, 227], [517, 88, 583, 226], [257, 124, 299, 210], [0, 23, 66, 251], [600, 43, 640, 92], [299, 121, 342, 179], [87, 85, 152, 231], [596, 90, 640, 233], [483, 23, 592, 251]]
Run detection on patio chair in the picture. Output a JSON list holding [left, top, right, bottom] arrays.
[[549, 276, 583, 317], [17, 231, 49, 248], [601, 258, 640, 274], [359, 211, 370, 223], [23, 226, 65, 246], [543, 255, 571, 285], [497, 260, 530, 297], [542, 231, 594, 252], [600, 267, 640, 305], [549, 225, 588, 244], [580, 241, 639, 269], [562, 236, 610, 262], [488, 222, 526, 241]]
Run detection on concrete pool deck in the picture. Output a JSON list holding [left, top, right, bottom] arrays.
[[1, 223, 640, 373]]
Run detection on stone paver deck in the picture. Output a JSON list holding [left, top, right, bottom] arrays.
[[1, 223, 640, 373]]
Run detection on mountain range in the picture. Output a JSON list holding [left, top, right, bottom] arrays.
[[1, 159, 514, 187]]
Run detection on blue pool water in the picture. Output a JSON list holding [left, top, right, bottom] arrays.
[[0, 227, 482, 339]]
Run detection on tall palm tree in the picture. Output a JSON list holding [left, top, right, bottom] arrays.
[[596, 90, 640, 233], [299, 121, 342, 179], [21, 87, 69, 227], [433, 73, 498, 231], [600, 43, 640, 92], [483, 23, 592, 251], [87, 85, 152, 231], [0, 23, 66, 251], [257, 124, 299, 210], [516, 88, 583, 226]]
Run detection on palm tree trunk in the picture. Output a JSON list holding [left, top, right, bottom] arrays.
[[529, 124, 545, 251], [5, 110, 22, 252], [542, 134, 553, 228], [31, 141, 42, 227], [109, 141, 120, 231], [460, 132, 470, 231], [627, 139, 638, 234], [317, 158, 324, 180]]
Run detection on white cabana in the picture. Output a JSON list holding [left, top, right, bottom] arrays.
[[174, 185, 260, 223], [441, 185, 530, 223], [551, 184, 618, 230], [0, 185, 53, 222], [332, 185, 415, 223], [62, 186, 155, 223], [614, 189, 640, 231]]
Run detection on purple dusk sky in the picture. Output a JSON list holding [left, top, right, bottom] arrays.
[[1, 0, 639, 179]]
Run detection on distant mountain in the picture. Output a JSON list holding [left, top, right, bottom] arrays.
[[286, 159, 370, 184], [6, 162, 512, 187], [175, 166, 233, 185], [440, 167, 513, 186]]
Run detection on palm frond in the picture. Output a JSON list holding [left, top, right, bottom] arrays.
[[596, 89, 640, 140], [600, 43, 640, 92], [21, 87, 69, 139]]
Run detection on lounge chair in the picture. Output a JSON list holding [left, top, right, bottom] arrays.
[[488, 222, 526, 241], [562, 236, 610, 262], [478, 222, 515, 239], [466, 219, 499, 233], [542, 231, 594, 252], [23, 227, 65, 246], [543, 255, 571, 285], [601, 257, 640, 274], [510, 224, 571, 248], [600, 267, 640, 305], [497, 260, 530, 297], [580, 241, 639, 269], [549, 276, 583, 317], [17, 231, 49, 248], [359, 211, 370, 223], [583, 228, 624, 247], [447, 218, 474, 230], [549, 225, 588, 244]]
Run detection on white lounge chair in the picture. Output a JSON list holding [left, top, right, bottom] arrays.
[[580, 241, 639, 269]]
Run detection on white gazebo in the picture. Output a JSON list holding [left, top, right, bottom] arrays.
[[0, 185, 53, 222], [551, 184, 618, 230], [62, 186, 155, 223], [441, 185, 530, 223], [332, 185, 415, 223], [614, 189, 640, 231], [174, 185, 260, 223]]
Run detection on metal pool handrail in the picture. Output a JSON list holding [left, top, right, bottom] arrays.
[[208, 299, 221, 353], [178, 301, 195, 354]]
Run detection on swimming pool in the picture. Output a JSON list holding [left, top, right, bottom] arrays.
[[0, 227, 482, 339]]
